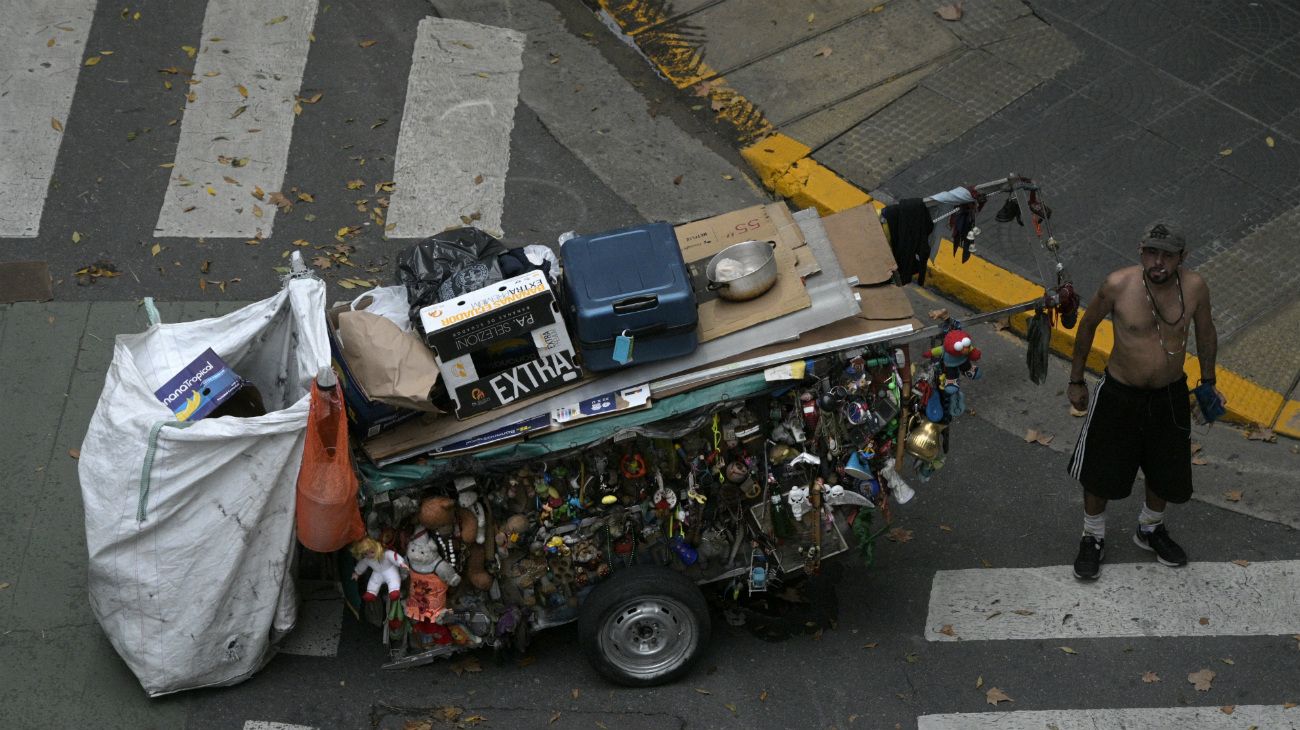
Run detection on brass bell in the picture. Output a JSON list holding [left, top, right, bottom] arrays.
[[905, 418, 945, 461]]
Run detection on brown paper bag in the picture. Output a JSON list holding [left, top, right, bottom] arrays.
[[336, 310, 441, 412]]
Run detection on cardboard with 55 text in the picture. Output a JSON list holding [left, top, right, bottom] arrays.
[[673, 203, 812, 342]]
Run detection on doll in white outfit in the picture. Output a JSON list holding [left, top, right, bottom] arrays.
[[350, 537, 407, 602]]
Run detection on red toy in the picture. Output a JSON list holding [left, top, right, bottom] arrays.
[[927, 329, 981, 380]]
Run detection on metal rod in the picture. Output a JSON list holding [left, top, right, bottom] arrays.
[[648, 323, 915, 395]]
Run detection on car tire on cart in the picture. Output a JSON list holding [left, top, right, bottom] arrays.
[[578, 566, 711, 686]]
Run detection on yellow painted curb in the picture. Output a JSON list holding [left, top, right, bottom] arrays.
[[739, 137, 1299, 436], [596, 0, 1298, 437]]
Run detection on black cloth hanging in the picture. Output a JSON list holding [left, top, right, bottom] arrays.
[[881, 198, 934, 286]]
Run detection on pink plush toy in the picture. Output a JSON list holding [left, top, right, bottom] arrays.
[[350, 537, 407, 602]]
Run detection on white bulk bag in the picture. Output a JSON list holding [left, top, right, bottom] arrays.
[[79, 276, 329, 696]]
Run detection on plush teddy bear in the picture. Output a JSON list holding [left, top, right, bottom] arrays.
[[416, 495, 493, 591], [350, 537, 407, 602]]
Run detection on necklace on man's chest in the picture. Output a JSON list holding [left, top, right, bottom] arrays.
[[1143, 271, 1187, 358]]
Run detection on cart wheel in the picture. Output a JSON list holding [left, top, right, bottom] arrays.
[[578, 566, 710, 686]]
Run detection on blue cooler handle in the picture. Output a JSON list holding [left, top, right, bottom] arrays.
[[612, 294, 659, 313]]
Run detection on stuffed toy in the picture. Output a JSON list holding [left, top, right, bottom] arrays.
[[350, 537, 407, 602], [417, 495, 493, 591], [927, 328, 981, 380], [453, 475, 487, 545]]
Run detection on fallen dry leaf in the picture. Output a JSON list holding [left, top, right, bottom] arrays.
[[887, 527, 913, 543], [1221, 705, 1235, 715], [1142, 671, 1160, 683], [1221, 658, 1235, 665], [862, 642, 879, 649], [1283, 701, 1297, 709], [813, 46, 833, 58], [673, 174, 683, 186], [1023, 429, 1055, 446], [236, 84, 248, 98], [85, 55, 102, 66], [449, 656, 482, 676], [1219, 148, 1233, 157], [359, 39, 378, 48], [691, 78, 724, 97], [516, 655, 535, 668], [694, 688, 711, 695], [571, 688, 580, 700], [807, 12, 815, 23], [904, 652, 920, 663], [928, 308, 949, 320], [1012, 610, 1035, 616], [1246, 428, 1277, 442], [1199, 617, 1211, 626], [265, 15, 288, 25], [1069, 406, 1088, 417], [0, 582, 9, 590], [346, 179, 364, 190], [975, 675, 983, 689], [759, 689, 768, 702], [939, 523, 953, 532], [1188, 668, 1215, 691], [1191, 442, 1203, 455], [1192, 454, 1209, 466], [68, 448, 80, 459], [52, 117, 64, 133], [151, 243, 162, 256], [1266, 136, 1276, 148], [724, 703, 738, 716], [1232, 559, 1250, 568], [935, 2, 964, 21], [547, 711, 561, 724], [939, 625, 956, 637], [1058, 646, 1078, 655], [1224, 490, 1243, 503], [71, 230, 81, 243], [985, 687, 1013, 706]]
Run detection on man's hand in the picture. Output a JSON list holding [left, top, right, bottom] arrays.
[[1067, 382, 1089, 412]]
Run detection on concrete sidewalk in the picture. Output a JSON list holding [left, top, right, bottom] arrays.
[[597, 0, 1300, 436]]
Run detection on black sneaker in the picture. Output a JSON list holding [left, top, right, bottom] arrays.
[[1133, 524, 1188, 567], [1073, 535, 1104, 580]]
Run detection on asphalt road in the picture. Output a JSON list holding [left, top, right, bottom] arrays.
[[4, 1, 1299, 728]]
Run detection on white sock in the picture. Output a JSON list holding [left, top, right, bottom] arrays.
[[1083, 512, 1105, 540], [1138, 504, 1164, 534]]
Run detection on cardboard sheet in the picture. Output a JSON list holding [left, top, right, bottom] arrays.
[[675, 203, 812, 342], [821, 204, 897, 286]]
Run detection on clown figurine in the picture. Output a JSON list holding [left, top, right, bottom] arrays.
[[927, 328, 981, 380], [350, 537, 407, 602]]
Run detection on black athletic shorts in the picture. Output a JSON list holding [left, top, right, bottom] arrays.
[[1067, 370, 1193, 503]]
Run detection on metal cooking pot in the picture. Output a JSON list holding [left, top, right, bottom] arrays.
[[706, 239, 779, 302]]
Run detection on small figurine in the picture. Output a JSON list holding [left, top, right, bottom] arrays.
[[787, 484, 812, 521], [454, 475, 487, 545], [927, 328, 981, 380], [350, 537, 407, 602]]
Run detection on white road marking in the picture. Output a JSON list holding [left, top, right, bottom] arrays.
[[926, 560, 1300, 641], [918, 705, 1300, 729], [385, 17, 524, 239], [0, 0, 97, 237], [153, 0, 317, 239], [275, 598, 342, 657], [243, 722, 318, 730]]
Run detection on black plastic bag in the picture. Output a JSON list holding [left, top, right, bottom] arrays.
[[396, 227, 508, 328]]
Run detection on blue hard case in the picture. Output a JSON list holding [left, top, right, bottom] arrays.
[[561, 222, 699, 371]]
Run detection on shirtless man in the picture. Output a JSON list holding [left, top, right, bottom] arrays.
[[1065, 223, 1224, 580]]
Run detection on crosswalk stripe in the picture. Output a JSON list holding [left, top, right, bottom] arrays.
[[153, 0, 318, 239], [0, 0, 97, 237], [926, 560, 1300, 641], [918, 705, 1300, 729], [385, 17, 524, 239]]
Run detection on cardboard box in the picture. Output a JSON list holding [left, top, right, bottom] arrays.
[[674, 203, 813, 342], [154, 348, 243, 422], [420, 270, 581, 419], [821, 204, 896, 286]]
